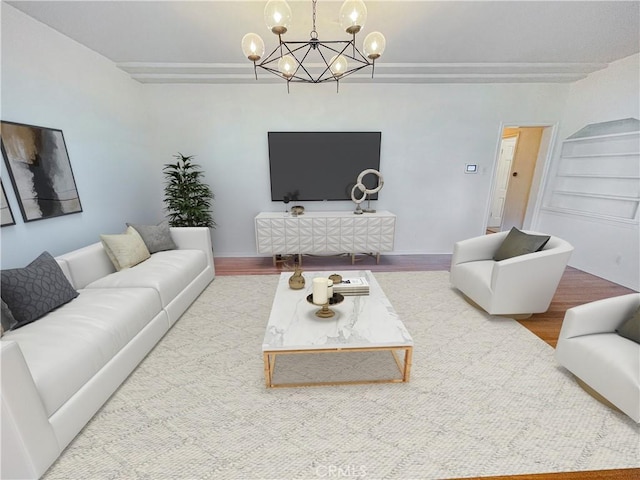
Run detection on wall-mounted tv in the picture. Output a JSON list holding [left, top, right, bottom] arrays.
[[268, 131, 381, 202]]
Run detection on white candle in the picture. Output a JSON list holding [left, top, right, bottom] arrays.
[[327, 279, 334, 298], [312, 277, 329, 304]]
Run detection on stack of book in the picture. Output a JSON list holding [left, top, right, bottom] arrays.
[[333, 277, 370, 296]]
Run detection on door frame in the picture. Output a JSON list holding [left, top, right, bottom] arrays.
[[485, 121, 559, 232]]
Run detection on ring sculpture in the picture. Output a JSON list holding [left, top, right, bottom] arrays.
[[351, 169, 384, 214]]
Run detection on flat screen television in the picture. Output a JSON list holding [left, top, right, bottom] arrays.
[[268, 131, 381, 201]]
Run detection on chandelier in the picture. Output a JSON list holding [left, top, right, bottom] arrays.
[[241, 0, 386, 92]]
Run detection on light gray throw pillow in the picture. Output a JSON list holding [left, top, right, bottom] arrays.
[[126, 221, 177, 253]]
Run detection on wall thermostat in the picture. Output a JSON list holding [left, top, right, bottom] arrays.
[[465, 164, 478, 174]]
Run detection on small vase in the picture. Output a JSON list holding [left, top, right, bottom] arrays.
[[288, 267, 305, 290]]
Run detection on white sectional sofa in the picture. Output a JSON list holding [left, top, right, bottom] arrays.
[[1, 227, 215, 479], [555, 293, 640, 423]]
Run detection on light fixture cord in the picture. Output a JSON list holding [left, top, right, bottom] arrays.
[[311, 0, 318, 39]]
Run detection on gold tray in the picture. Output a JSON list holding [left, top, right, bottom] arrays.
[[306, 293, 344, 306], [306, 293, 344, 318]]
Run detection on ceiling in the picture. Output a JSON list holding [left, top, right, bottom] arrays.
[[6, 0, 640, 84]]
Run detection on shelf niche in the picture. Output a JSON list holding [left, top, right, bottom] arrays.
[[545, 118, 640, 222]]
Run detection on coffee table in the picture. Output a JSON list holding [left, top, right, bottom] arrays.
[[262, 270, 413, 388]]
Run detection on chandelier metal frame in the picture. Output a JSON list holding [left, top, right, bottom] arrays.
[[257, 37, 374, 86], [243, 0, 384, 92]]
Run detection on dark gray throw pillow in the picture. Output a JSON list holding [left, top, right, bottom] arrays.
[[616, 306, 640, 344], [1, 251, 79, 329], [126, 221, 176, 254], [493, 227, 551, 261], [1, 299, 18, 334]]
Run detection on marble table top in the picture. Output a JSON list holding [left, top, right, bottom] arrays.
[[262, 270, 413, 352]]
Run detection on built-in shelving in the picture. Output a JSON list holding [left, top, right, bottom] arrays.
[[557, 174, 640, 179], [561, 152, 639, 158], [543, 118, 640, 223], [553, 191, 639, 201]]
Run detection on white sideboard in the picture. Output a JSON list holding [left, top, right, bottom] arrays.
[[255, 211, 396, 264]]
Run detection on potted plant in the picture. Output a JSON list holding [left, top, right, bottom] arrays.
[[163, 153, 216, 228]]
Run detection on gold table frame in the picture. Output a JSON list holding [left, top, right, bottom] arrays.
[[263, 345, 413, 388]]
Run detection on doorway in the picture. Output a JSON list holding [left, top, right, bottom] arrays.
[[486, 125, 555, 233]]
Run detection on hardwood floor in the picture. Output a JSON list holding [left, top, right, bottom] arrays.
[[214, 253, 453, 275], [214, 254, 638, 480], [214, 253, 635, 348]]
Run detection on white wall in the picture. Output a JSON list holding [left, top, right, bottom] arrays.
[[537, 54, 640, 290], [145, 82, 569, 257], [0, 5, 159, 268], [3, 5, 636, 290]]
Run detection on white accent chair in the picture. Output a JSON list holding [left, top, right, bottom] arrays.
[[450, 231, 574, 316], [555, 293, 640, 423]]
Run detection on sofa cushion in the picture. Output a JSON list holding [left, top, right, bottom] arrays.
[[617, 307, 640, 344], [85, 249, 207, 308], [100, 227, 150, 271], [127, 221, 176, 253], [56, 243, 116, 290], [1, 251, 79, 329], [493, 227, 550, 261], [1, 287, 163, 417]]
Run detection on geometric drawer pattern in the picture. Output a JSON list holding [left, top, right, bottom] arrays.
[[255, 211, 396, 256]]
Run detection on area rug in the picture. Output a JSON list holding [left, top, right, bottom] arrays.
[[43, 271, 639, 479]]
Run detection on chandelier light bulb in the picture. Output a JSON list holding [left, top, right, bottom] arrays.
[[363, 31, 386, 60], [264, 0, 292, 35], [339, 0, 367, 35], [241, 33, 265, 61], [278, 55, 296, 78], [329, 54, 348, 77]]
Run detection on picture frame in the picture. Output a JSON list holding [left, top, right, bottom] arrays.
[[1, 180, 16, 227], [1, 121, 82, 222]]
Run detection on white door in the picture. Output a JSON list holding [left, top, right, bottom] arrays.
[[501, 127, 543, 231], [488, 136, 517, 228]]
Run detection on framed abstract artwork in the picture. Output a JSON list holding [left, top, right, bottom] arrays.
[[1, 180, 15, 227], [1, 121, 82, 222]]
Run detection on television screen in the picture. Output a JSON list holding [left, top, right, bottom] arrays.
[[268, 132, 382, 201]]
